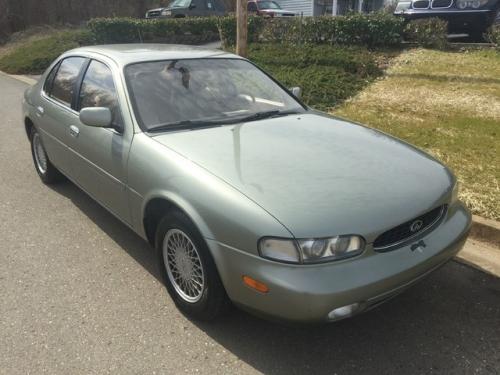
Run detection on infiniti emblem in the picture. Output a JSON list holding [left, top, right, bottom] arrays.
[[410, 219, 424, 233]]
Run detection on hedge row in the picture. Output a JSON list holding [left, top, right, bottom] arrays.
[[218, 13, 405, 47], [87, 17, 219, 44], [403, 18, 448, 50], [88, 13, 405, 48], [486, 24, 500, 50]]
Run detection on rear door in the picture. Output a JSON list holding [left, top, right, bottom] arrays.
[[70, 59, 133, 223], [38, 57, 86, 178]]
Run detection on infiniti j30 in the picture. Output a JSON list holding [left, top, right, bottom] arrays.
[[23, 44, 471, 323]]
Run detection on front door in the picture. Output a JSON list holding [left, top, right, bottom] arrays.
[[70, 59, 132, 223]]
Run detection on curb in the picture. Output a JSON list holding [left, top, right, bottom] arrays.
[[470, 215, 500, 249], [456, 238, 500, 278], [0, 70, 38, 85]]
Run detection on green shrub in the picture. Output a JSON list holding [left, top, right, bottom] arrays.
[[486, 24, 500, 50], [88, 17, 219, 44], [218, 13, 404, 48], [249, 43, 382, 110], [215, 16, 265, 48], [404, 18, 449, 49], [0, 30, 95, 74]]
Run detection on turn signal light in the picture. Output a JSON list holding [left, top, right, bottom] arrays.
[[242, 275, 269, 293]]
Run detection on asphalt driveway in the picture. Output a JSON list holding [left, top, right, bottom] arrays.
[[1, 74, 499, 374]]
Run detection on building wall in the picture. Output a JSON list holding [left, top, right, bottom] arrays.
[[276, 0, 390, 16], [276, 0, 314, 15]]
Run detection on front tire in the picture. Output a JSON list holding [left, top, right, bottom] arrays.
[[155, 210, 229, 321], [30, 127, 64, 184]]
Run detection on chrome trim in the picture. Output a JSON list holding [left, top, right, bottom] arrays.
[[403, 8, 491, 12], [373, 205, 447, 251]]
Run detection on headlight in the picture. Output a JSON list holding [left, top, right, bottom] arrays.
[[450, 180, 459, 204], [456, 0, 487, 8], [471, 0, 487, 7], [161, 9, 172, 15], [259, 235, 365, 264]]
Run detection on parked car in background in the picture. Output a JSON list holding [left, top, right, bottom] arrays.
[[145, 0, 226, 18], [247, 0, 296, 16], [23, 44, 471, 324], [394, 0, 499, 38]]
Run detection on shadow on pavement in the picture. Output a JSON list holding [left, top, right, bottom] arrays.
[[51, 181, 500, 375], [49, 181, 162, 282]]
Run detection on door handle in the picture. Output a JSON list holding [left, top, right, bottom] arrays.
[[69, 125, 80, 138], [36, 106, 44, 117]]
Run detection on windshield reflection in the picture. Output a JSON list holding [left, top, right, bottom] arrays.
[[125, 58, 304, 131]]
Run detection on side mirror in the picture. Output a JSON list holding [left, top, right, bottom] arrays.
[[189, 3, 196, 9], [290, 86, 302, 99], [80, 107, 112, 128]]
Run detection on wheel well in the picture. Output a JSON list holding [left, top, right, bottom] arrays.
[[25, 117, 34, 140], [143, 198, 179, 246]]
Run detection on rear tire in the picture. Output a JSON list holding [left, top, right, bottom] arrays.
[[155, 210, 229, 321], [30, 127, 64, 184]]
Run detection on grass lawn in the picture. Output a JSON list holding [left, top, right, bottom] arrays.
[[0, 28, 92, 74], [248, 43, 393, 111], [334, 48, 500, 220]]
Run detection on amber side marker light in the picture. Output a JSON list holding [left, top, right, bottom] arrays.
[[242, 275, 269, 293]]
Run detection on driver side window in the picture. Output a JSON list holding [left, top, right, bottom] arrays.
[[78, 60, 123, 128]]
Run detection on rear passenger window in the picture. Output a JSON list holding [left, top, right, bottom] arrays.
[[43, 62, 60, 94], [50, 57, 86, 106], [79, 60, 123, 126]]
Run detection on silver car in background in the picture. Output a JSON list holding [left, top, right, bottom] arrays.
[[22, 45, 471, 324]]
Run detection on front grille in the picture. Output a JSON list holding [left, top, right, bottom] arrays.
[[431, 0, 452, 7], [413, 0, 430, 8], [373, 205, 446, 251]]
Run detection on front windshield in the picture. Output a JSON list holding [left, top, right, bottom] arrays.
[[169, 0, 191, 7], [258, 1, 281, 9], [125, 58, 304, 130]]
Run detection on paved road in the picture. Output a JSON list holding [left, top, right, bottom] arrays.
[[1, 74, 499, 375]]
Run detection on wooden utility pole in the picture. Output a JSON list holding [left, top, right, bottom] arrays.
[[236, 0, 248, 58]]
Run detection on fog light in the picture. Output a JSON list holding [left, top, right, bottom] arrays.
[[327, 303, 360, 321]]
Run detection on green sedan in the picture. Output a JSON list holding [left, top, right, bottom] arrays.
[[22, 44, 471, 323]]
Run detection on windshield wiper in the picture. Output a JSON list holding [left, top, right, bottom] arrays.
[[236, 109, 302, 123], [147, 109, 303, 133], [147, 119, 231, 133]]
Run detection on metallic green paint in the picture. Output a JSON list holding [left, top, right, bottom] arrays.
[[23, 44, 471, 323]]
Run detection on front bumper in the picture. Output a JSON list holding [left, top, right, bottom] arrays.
[[208, 202, 471, 323], [396, 9, 497, 31]]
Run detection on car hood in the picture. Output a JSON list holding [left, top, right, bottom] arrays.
[[152, 113, 453, 242]]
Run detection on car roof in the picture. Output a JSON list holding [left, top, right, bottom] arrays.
[[66, 44, 241, 67]]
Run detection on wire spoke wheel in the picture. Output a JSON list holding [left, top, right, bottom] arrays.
[[163, 229, 205, 303], [32, 132, 48, 174]]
